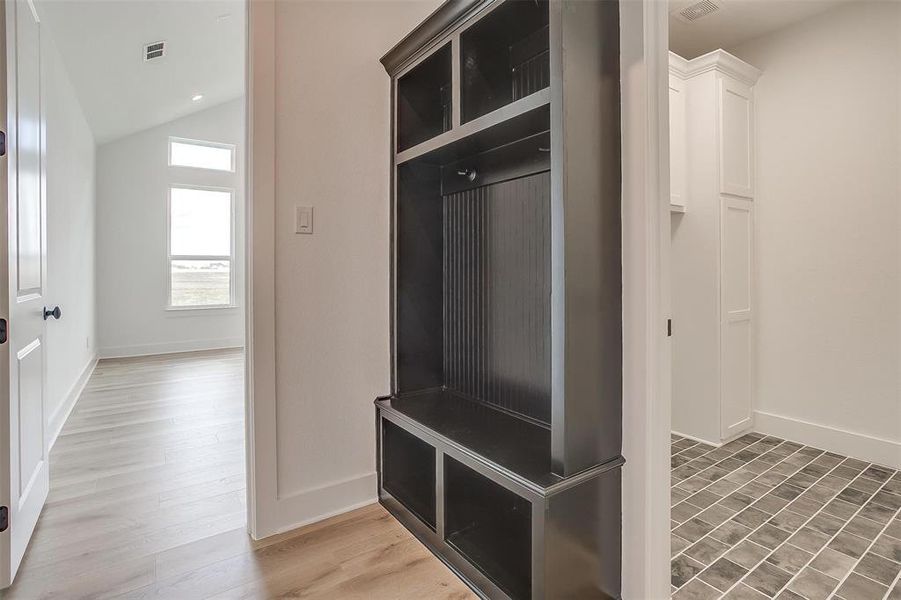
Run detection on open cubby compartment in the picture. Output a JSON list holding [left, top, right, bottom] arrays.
[[445, 456, 532, 600], [381, 419, 436, 529], [461, 0, 549, 123], [397, 43, 452, 152]]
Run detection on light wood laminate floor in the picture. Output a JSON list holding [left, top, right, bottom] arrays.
[[6, 350, 474, 600]]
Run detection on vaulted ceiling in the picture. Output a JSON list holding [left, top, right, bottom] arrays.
[[37, 0, 245, 144]]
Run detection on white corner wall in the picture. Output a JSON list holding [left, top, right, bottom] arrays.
[[729, 1, 901, 467], [252, 0, 440, 535], [43, 29, 97, 445], [96, 99, 245, 358]]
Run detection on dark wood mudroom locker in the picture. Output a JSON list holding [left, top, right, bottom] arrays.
[[375, 1, 623, 598]]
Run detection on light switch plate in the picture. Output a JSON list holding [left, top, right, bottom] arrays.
[[295, 206, 313, 234]]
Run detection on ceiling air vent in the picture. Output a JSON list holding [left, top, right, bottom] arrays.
[[143, 41, 166, 62], [674, 0, 724, 23]]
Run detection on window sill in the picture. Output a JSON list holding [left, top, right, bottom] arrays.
[[165, 304, 240, 315]]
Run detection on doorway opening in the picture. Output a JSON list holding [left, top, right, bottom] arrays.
[[0, 0, 250, 594], [666, 1, 901, 599]]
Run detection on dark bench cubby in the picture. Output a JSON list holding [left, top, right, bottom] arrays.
[[445, 456, 532, 600], [376, 405, 623, 600], [381, 419, 436, 529]]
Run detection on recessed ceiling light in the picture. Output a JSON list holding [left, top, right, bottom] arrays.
[[192, 94, 204, 102]]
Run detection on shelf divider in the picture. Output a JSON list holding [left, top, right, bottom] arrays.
[[397, 87, 550, 165]]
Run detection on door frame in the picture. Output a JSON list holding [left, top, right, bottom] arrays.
[[244, 0, 275, 540], [0, 0, 270, 580], [619, 0, 672, 597], [0, 0, 299, 556]]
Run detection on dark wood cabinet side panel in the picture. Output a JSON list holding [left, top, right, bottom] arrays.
[[550, 0, 623, 476], [544, 466, 621, 598]]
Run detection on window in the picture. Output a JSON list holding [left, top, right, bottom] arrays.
[[168, 186, 234, 308], [169, 137, 236, 171]]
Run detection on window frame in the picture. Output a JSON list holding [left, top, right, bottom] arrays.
[[166, 183, 237, 311], [168, 136, 237, 173]]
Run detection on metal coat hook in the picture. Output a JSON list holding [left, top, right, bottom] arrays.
[[457, 168, 477, 182]]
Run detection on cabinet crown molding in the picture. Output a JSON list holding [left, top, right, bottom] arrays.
[[380, 0, 486, 75], [669, 49, 762, 85]]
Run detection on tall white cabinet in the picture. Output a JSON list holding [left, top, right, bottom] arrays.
[[670, 50, 761, 445]]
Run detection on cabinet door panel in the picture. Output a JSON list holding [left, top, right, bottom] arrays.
[[721, 198, 753, 439], [719, 77, 754, 198], [722, 319, 752, 437]]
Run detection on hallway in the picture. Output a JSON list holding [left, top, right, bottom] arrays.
[[8, 350, 246, 598], [5, 350, 472, 599]]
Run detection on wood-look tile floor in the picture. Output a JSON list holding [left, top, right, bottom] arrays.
[[671, 432, 901, 600], [6, 350, 474, 600]]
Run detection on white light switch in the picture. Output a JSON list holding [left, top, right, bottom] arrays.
[[295, 206, 313, 234]]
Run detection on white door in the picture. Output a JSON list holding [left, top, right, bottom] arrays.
[[0, 0, 48, 587]]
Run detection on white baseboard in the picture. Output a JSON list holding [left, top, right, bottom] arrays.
[[99, 337, 244, 359], [48, 355, 97, 450], [253, 471, 378, 540], [754, 410, 901, 469], [672, 430, 722, 447]]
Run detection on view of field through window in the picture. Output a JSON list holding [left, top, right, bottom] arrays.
[[170, 259, 231, 307]]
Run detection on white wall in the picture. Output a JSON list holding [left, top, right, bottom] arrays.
[[42, 29, 97, 444], [729, 1, 901, 466], [248, 0, 440, 535], [96, 99, 245, 358]]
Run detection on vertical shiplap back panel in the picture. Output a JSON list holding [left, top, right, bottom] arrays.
[[443, 171, 551, 424]]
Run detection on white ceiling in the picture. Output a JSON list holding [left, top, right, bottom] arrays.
[[37, 0, 245, 144], [670, 0, 850, 59]]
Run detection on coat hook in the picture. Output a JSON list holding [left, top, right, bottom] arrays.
[[538, 147, 550, 152], [457, 168, 477, 182]]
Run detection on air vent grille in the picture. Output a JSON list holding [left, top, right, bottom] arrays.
[[675, 0, 723, 22], [143, 41, 166, 62]]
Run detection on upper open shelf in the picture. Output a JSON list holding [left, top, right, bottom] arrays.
[[397, 43, 452, 152], [461, 0, 549, 123], [394, 0, 550, 159]]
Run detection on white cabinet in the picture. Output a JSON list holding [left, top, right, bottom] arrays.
[[670, 50, 761, 445]]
